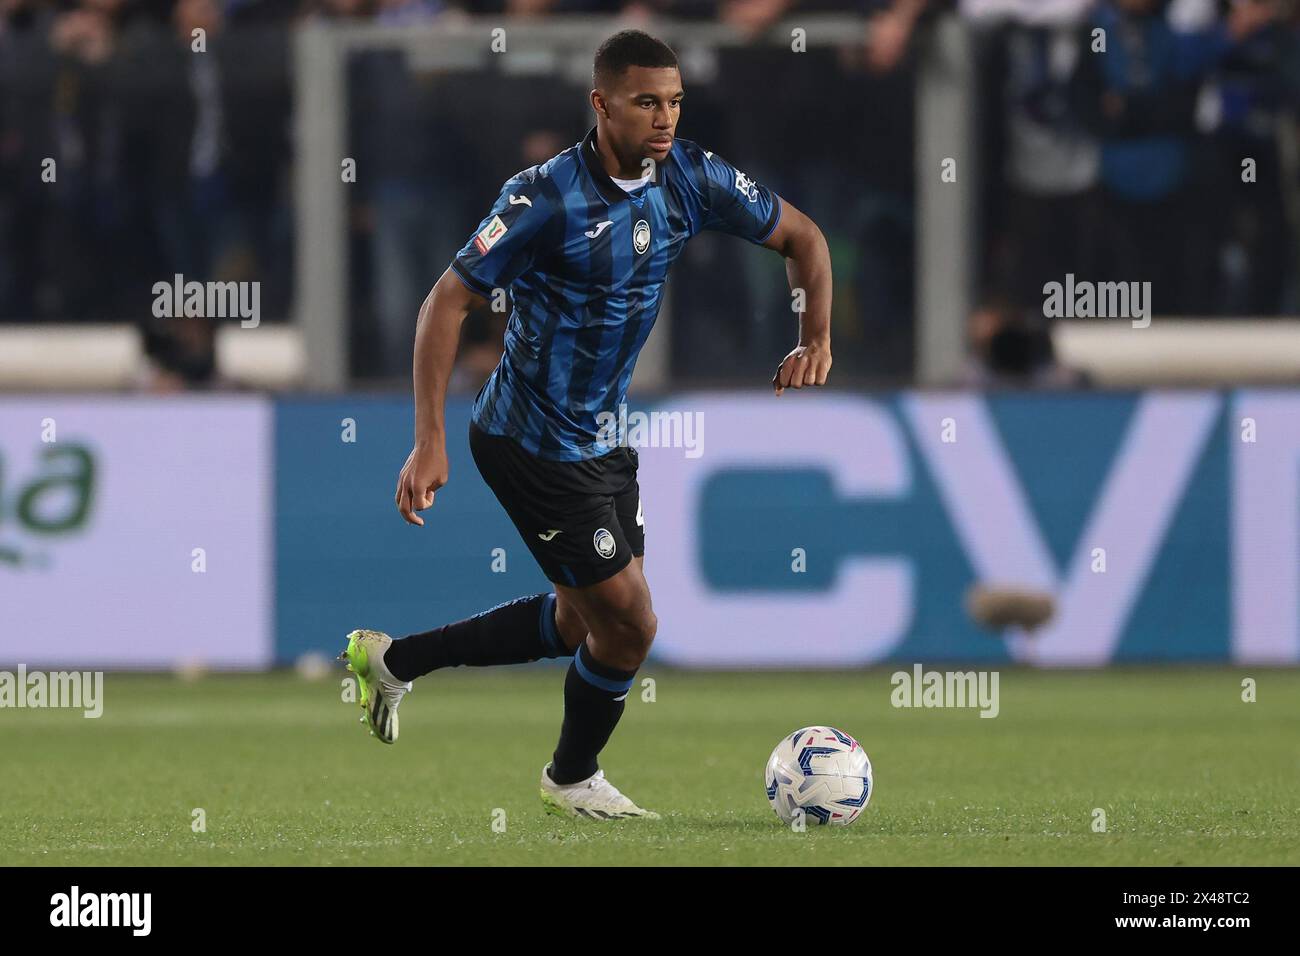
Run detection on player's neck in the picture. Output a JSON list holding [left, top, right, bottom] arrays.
[[593, 126, 645, 181]]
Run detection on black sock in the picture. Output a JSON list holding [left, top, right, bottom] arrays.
[[383, 593, 572, 682], [549, 642, 637, 785]]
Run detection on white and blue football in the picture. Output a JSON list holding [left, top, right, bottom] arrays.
[[765, 726, 873, 827]]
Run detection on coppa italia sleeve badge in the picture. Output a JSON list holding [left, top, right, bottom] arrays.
[[474, 215, 508, 255]]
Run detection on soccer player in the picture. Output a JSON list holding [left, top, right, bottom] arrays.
[[340, 29, 833, 820]]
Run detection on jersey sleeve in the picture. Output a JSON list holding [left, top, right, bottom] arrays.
[[693, 149, 782, 245], [451, 173, 556, 298]]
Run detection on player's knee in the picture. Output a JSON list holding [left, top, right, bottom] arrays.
[[579, 566, 656, 664], [596, 596, 654, 664], [633, 607, 658, 655], [616, 605, 657, 663]]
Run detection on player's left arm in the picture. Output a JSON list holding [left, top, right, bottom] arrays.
[[761, 196, 833, 396]]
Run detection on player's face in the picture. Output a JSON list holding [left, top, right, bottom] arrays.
[[601, 66, 683, 164]]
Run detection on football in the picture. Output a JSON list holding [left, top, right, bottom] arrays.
[[765, 726, 873, 826]]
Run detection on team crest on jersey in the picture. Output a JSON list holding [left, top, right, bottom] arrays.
[[734, 170, 760, 203], [593, 528, 617, 559], [633, 219, 650, 255], [474, 215, 508, 255]]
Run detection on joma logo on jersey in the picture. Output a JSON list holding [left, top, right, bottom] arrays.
[[474, 215, 508, 255], [734, 170, 759, 203]]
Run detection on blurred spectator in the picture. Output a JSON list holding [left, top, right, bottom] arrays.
[[866, 0, 929, 73], [973, 0, 1291, 317], [970, 1, 1102, 310], [963, 296, 1089, 387], [719, 0, 794, 40], [350, 0, 451, 377], [1080, 0, 1277, 314], [138, 312, 218, 390], [1196, 0, 1300, 313]]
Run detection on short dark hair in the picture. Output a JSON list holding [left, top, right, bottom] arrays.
[[593, 30, 679, 91]]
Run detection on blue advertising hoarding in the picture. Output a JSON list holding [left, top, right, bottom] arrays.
[[274, 391, 1299, 667]]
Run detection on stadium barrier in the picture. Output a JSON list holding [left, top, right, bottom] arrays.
[[1, 392, 1296, 668]]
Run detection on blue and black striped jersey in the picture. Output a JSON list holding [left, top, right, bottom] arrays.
[[451, 125, 782, 461]]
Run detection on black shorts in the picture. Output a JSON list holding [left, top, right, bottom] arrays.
[[469, 422, 644, 588]]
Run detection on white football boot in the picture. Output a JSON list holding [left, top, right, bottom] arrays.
[[338, 629, 412, 745], [539, 763, 660, 820]]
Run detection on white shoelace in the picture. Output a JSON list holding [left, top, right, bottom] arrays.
[[581, 772, 637, 811]]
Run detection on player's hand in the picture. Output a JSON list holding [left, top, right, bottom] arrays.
[[772, 341, 832, 396], [395, 439, 449, 527]]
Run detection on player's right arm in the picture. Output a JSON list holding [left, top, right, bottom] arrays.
[[396, 170, 556, 526], [396, 268, 488, 527]]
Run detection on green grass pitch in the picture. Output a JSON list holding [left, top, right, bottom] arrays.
[[2, 667, 1297, 866]]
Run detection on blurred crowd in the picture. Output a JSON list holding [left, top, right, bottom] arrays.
[[2, 0, 1299, 390], [963, 0, 1300, 387]]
